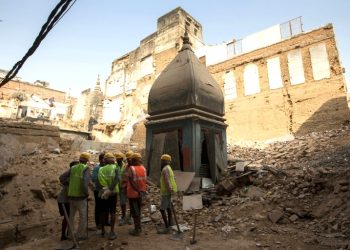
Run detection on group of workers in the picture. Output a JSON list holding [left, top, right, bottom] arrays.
[[57, 150, 178, 241]]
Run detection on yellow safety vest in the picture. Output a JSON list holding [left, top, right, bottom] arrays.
[[160, 165, 177, 196], [98, 164, 120, 193], [68, 163, 88, 197]]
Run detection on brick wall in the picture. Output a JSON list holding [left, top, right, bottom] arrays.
[[208, 25, 349, 143], [106, 12, 349, 145], [0, 80, 66, 103]]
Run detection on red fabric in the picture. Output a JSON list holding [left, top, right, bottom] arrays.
[[127, 165, 147, 198], [121, 164, 130, 188]]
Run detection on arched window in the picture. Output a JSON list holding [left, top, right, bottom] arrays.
[[309, 43, 330, 80], [267, 57, 283, 89], [244, 63, 260, 95], [287, 49, 305, 85], [223, 71, 237, 100]]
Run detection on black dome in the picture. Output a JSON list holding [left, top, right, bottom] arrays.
[[148, 34, 224, 116]]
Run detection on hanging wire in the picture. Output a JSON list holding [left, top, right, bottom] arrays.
[[0, 0, 77, 87]]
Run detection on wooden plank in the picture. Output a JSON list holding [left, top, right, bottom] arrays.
[[205, 130, 216, 181], [148, 133, 166, 184], [214, 134, 225, 181], [173, 171, 195, 192], [183, 194, 203, 211], [164, 130, 181, 171], [188, 177, 201, 192]]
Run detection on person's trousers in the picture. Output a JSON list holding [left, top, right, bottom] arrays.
[[69, 199, 87, 238], [129, 198, 142, 230], [94, 190, 101, 227]]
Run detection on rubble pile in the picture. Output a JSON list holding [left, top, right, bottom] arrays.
[[125, 126, 350, 249], [185, 125, 350, 248], [0, 140, 76, 221], [1, 124, 349, 249]]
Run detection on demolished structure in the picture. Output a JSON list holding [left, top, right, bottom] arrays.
[[145, 32, 227, 183], [0, 76, 74, 127], [96, 7, 349, 145]]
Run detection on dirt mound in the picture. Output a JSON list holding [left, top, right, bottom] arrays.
[[214, 125, 350, 248], [2, 123, 350, 249]]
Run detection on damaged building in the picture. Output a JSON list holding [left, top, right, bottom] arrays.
[[95, 7, 205, 143], [95, 7, 349, 145], [0, 75, 75, 127], [71, 75, 104, 131]]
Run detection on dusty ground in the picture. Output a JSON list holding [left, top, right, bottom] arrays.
[[1, 123, 350, 250]]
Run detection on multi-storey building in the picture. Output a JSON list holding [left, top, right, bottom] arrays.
[[97, 7, 349, 145]]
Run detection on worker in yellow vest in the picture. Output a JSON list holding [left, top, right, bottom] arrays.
[[158, 154, 178, 234], [98, 152, 120, 240], [59, 152, 90, 240]]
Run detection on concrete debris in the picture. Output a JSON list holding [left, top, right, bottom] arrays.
[[173, 171, 195, 192], [201, 177, 214, 189], [1, 121, 350, 249], [87, 149, 100, 155], [256, 242, 270, 248], [235, 161, 249, 172], [30, 188, 47, 202], [187, 177, 201, 193], [214, 214, 222, 222], [150, 204, 157, 213], [171, 224, 190, 232], [215, 179, 235, 195], [150, 211, 162, 223], [241, 186, 265, 200], [52, 148, 61, 154], [221, 225, 235, 233], [268, 210, 284, 224], [183, 194, 203, 211], [289, 214, 299, 222]]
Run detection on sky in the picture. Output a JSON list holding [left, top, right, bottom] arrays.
[[0, 0, 349, 97]]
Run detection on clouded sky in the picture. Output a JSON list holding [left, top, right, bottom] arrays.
[[1, 0, 349, 96]]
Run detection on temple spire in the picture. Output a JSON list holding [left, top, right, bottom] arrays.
[[94, 74, 101, 92], [96, 74, 100, 86], [180, 27, 193, 51]]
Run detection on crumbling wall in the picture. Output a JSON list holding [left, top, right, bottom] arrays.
[[0, 80, 67, 103], [0, 121, 60, 169], [99, 8, 204, 144], [209, 25, 349, 144], [102, 11, 348, 145]]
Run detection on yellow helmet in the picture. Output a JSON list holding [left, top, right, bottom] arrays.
[[80, 152, 91, 161], [125, 151, 134, 159], [104, 152, 115, 160], [161, 154, 171, 161], [114, 152, 125, 160], [131, 153, 142, 160]]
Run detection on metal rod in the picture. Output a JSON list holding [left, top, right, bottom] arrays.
[[192, 212, 197, 242], [171, 202, 181, 233], [86, 199, 88, 238]]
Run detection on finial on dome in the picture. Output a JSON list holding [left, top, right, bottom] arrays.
[[180, 27, 192, 51]]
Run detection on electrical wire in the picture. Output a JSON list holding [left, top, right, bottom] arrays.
[[0, 0, 77, 87]]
